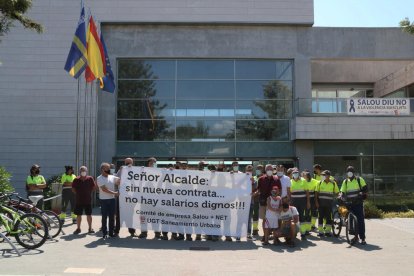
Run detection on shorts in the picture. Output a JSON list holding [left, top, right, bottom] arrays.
[[264, 211, 279, 229], [280, 223, 300, 237], [259, 205, 267, 220], [74, 204, 92, 216]]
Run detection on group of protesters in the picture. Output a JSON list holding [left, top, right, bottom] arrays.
[[25, 158, 368, 246]]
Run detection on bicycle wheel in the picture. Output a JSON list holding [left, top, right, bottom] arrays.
[[41, 210, 62, 238], [332, 211, 342, 237], [13, 213, 48, 249], [346, 212, 358, 245]]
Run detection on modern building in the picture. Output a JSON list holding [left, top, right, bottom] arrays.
[[0, 0, 413, 195]]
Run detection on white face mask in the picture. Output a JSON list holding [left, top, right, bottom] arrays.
[[127, 163, 132, 167], [233, 166, 239, 172], [110, 169, 115, 174], [256, 170, 261, 176], [152, 163, 157, 168], [347, 171, 354, 178], [266, 170, 273, 177], [292, 173, 299, 179], [277, 172, 284, 177], [80, 171, 87, 177]]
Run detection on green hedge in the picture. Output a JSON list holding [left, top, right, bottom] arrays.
[[0, 166, 14, 193]]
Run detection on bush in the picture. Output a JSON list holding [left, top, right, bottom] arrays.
[[364, 201, 384, 219], [0, 166, 14, 193], [383, 210, 414, 218], [43, 175, 61, 210]]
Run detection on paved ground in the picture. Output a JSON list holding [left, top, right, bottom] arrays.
[[1, 209, 414, 276]]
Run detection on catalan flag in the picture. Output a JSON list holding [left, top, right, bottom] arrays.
[[64, 5, 87, 79], [85, 15, 105, 82], [99, 33, 115, 93]]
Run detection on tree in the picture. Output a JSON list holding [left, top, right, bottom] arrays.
[[400, 17, 414, 35], [0, 0, 43, 36]]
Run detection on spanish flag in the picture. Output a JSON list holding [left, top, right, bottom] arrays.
[[85, 16, 105, 82], [64, 6, 87, 79]]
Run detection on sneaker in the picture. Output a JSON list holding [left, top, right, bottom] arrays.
[[138, 233, 147, 239], [318, 232, 324, 237], [247, 235, 253, 240], [88, 229, 95, 234], [236, 237, 241, 242], [73, 229, 81, 235], [262, 241, 269, 246], [301, 234, 307, 241], [225, 237, 232, 242], [361, 239, 367, 245]]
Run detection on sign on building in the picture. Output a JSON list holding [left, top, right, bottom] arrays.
[[347, 98, 410, 116]]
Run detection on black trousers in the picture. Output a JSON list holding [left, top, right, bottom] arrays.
[[291, 198, 307, 222], [318, 204, 332, 226], [61, 189, 75, 214]]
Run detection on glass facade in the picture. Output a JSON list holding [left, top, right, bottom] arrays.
[[314, 141, 414, 195], [117, 59, 294, 158]]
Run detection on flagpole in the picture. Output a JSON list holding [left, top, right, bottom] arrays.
[[75, 77, 81, 174], [88, 82, 93, 175], [94, 80, 99, 178], [83, 81, 88, 166]]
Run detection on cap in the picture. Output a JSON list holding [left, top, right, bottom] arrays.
[[321, 170, 331, 176]]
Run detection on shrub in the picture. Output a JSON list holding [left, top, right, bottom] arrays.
[[43, 175, 61, 210], [364, 201, 384, 219], [0, 166, 14, 193], [383, 210, 414, 218]]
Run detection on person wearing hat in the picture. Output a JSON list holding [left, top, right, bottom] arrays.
[[59, 165, 77, 224], [26, 164, 46, 208], [315, 170, 339, 237], [262, 187, 282, 245], [290, 168, 310, 240], [339, 166, 368, 245]]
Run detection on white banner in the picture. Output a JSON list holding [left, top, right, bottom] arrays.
[[347, 98, 410, 116], [120, 167, 251, 237]]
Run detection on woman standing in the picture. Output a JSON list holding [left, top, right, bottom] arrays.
[[26, 164, 46, 208]]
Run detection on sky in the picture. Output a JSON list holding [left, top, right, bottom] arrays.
[[314, 0, 414, 27]]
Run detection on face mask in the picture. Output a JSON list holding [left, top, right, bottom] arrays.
[[110, 169, 115, 174], [282, 203, 289, 209], [347, 172, 354, 178], [256, 170, 261, 176], [104, 169, 111, 174], [292, 173, 299, 179], [152, 163, 157, 168], [266, 170, 273, 177], [233, 166, 239, 172], [277, 172, 284, 177], [80, 172, 87, 177], [127, 163, 132, 167]]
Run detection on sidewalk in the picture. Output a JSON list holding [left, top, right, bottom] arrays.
[[1, 209, 413, 275]]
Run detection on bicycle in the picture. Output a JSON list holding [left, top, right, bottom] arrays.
[[0, 193, 49, 249], [332, 200, 358, 245], [7, 193, 63, 238]]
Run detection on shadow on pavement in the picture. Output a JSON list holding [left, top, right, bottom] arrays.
[[349, 243, 382, 251], [0, 247, 43, 259]]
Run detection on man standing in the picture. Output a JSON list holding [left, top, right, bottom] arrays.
[[276, 165, 291, 203], [97, 163, 120, 239], [340, 166, 368, 245], [315, 170, 339, 237], [254, 164, 281, 240], [72, 166, 97, 235]]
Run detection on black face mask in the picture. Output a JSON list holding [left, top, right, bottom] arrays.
[[282, 203, 289, 209], [34, 170, 40, 174], [104, 169, 111, 174]]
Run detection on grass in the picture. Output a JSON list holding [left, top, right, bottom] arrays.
[[383, 210, 414, 218]]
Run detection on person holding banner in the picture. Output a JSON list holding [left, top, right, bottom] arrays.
[[97, 163, 120, 239], [263, 187, 282, 246]]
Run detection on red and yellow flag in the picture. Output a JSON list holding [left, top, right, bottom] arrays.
[[85, 16, 105, 82]]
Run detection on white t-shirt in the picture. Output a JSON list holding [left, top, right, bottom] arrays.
[[279, 206, 299, 222], [279, 175, 291, 197], [97, 175, 119, 200]]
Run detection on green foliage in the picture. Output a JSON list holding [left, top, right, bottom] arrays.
[[400, 17, 414, 35], [43, 175, 60, 210], [383, 210, 414, 218], [0, 166, 14, 193], [0, 0, 43, 36], [364, 201, 384, 219]]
